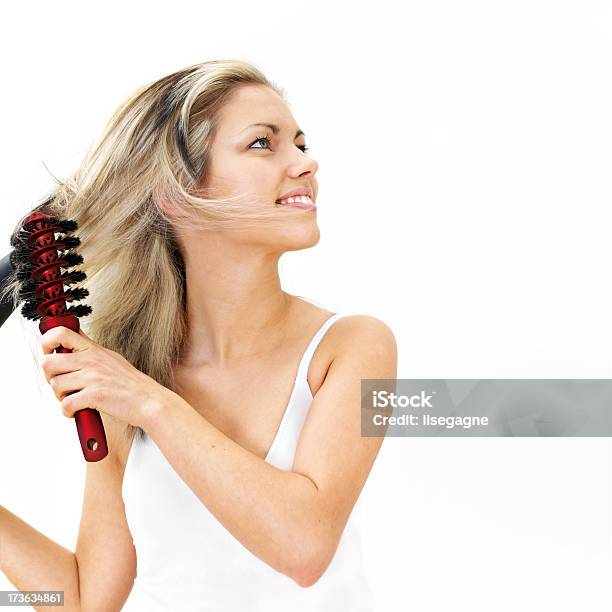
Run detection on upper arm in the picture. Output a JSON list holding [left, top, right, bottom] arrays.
[[291, 315, 397, 581], [74, 412, 137, 611]]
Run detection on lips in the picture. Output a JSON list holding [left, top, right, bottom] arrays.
[[277, 199, 316, 211], [275, 193, 317, 211], [275, 187, 314, 201]]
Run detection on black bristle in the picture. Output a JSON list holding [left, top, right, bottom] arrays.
[[60, 269, 87, 285], [11, 243, 30, 260], [9, 251, 19, 267], [65, 287, 89, 301], [62, 252, 84, 267], [15, 267, 33, 283], [21, 300, 41, 321], [9, 213, 92, 322], [56, 219, 78, 232], [67, 304, 92, 317], [17, 278, 36, 297], [60, 236, 81, 249]]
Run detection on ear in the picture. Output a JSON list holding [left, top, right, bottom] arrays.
[[153, 184, 187, 220], [156, 197, 184, 220]]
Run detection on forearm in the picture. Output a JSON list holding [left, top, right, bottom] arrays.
[[142, 392, 326, 583], [0, 505, 80, 611]]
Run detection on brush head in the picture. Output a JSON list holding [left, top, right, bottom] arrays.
[[9, 212, 92, 321]]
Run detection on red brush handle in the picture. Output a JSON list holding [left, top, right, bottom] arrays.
[[39, 315, 108, 462]]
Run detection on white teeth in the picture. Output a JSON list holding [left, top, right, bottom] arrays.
[[277, 195, 312, 205]]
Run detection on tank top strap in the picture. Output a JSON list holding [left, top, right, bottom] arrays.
[[296, 313, 345, 380]]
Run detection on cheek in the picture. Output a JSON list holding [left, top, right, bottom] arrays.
[[236, 167, 277, 205], [201, 152, 243, 196], [205, 153, 278, 206]]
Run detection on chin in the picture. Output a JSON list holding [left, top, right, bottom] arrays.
[[278, 223, 320, 251]]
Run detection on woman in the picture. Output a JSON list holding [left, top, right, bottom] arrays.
[[0, 59, 397, 611]]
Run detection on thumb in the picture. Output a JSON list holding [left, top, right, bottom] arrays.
[[41, 325, 91, 354]]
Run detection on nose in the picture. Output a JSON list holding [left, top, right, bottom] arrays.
[[289, 150, 318, 179]]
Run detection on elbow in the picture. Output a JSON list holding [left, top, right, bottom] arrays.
[[289, 540, 334, 588], [293, 565, 326, 589]]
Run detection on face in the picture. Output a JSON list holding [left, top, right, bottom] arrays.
[[198, 84, 319, 251]]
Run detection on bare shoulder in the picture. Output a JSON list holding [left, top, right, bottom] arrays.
[[328, 314, 397, 357], [290, 297, 397, 388], [291, 295, 396, 357]]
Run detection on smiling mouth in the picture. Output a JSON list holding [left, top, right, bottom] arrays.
[[276, 201, 317, 211], [275, 196, 317, 211]]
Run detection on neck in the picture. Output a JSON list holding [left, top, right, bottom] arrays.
[[178, 234, 294, 368]]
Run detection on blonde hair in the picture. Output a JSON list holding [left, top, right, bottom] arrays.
[[1, 59, 306, 443]]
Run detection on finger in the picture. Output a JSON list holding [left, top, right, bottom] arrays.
[[50, 370, 85, 402], [40, 352, 83, 383], [41, 326, 90, 355], [61, 388, 95, 419]]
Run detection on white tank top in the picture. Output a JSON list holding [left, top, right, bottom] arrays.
[[121, 313, 375, 611]]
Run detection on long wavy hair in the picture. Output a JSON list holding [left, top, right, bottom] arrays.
[[1, 59, 305, 444]]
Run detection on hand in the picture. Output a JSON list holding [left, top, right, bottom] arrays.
[[40, 325, 167, 429]]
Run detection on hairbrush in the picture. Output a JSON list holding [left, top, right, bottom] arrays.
[[10, 211, 108, 462]]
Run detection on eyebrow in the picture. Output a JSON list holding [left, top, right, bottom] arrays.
[[241, 123, 305, 139]]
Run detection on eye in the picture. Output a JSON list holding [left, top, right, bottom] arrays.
[[249, 135, 311, 154], [249, 135, 272, 150]]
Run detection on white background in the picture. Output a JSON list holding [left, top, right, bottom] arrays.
[[1, 1, 611, 610]]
